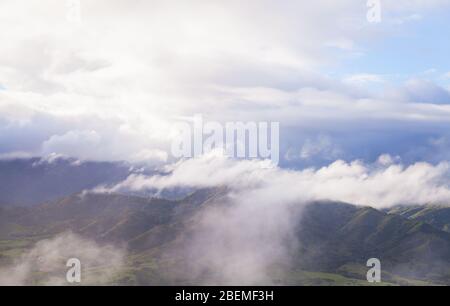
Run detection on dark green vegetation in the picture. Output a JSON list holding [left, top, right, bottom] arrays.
[[2, 186, 450, 285], [388, 205, 450, 233], [297, 203, 450, 285]]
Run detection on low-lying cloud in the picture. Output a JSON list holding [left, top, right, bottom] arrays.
[[0, 232, 126, 286], [107, 152, 450, 208]]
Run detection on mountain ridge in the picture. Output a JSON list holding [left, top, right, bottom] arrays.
[[2, 190, 450, 285]]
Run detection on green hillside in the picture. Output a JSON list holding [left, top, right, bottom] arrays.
[[2, 191, 450, 285]]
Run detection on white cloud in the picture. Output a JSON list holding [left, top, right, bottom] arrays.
[[107, 152, 450, 208], [42, 130, 101, 157], [130, 149, 168, 164], [377, 154, 400, 166], [0, 1, 450, 163], [285, 135, 343, 161], [0, 232, 126, 286]]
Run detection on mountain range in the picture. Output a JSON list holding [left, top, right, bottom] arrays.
[[1, 158, 450, 285]]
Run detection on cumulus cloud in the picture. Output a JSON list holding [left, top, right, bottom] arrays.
[[0, 1, 450, 164], [0, 232, 126, 286], [298, 135, 342, 161]]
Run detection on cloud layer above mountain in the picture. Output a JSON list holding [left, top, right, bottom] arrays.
[[105, 152, 450, 208]]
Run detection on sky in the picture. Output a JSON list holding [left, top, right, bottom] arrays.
[[1, 0, 450, 168]]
